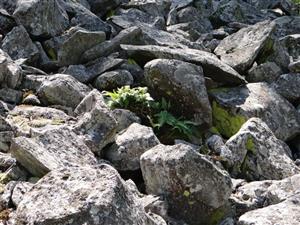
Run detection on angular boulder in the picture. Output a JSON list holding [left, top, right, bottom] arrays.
[[11, 127, 97, 177], [121, 44, 246, 85], [214, 20, 275, 73], [106, 123, 160, 171], [37, 74, 91, 109], [210, 82, 300, 141], [225, 118, 300, 181], [144, 59, 212, 127], [12, 164, 162, 225], [140, 144, 232, 225]]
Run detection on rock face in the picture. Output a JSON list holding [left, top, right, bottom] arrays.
[[105, 123, 160, 171], [210, 82, 300, 141], [37, 74, 91, 109], [12, 164, 161, 225], [140, 144, 232, 225], [238, 193, 300, 225], [225, 118, 300, 181], [144, 59, 212, 127], [214, 20, 275, 73], [11, 127, 97, 177]]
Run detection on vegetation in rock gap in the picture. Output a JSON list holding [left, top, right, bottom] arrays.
[[104, 86, 198, 143]]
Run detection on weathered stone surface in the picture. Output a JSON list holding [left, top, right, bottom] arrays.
[[57, 28, 106, 66], [13, 0, 69, 37], [0, 49, 23, 89], [214, 20, 275, 73], [271, 73, 300, 103], [11, 127, 97, 177], [274, 16, 300, 38], [125, 0, 170, 17], [11, 181, 34, 208], [1, 25, 39, 63], [0, 88, 22, 104], [121, 44, 246, 85], [87, 0, 121, 16], [106, 123, 160, 171], [225, 118, 300, 181], [0, 152, 16, 171], [13, 164, 162, 225], [144, 59, 212, 127], [140, 143, 232, 225], [238, 193, 300, 225], [210, 82, 300, 141], [37, 74, 91, 109], [112, 109, 141, 133], [73, 89, 117, 155], [82, 26, 141, 62], [247, 62, 282, 83], [279, 34, 300, 61], [289, 60, 300, 73], [94, 69, 134, 91]]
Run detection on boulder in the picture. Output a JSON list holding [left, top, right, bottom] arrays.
[[214, 20, 275, 73], [209, 82, 300, 141], [94, 69, 134, 91], [289, 60, 300, 73], [247, 62, 282, 83], [12, 164, 163, 225], [271, 73, 300, 104], [13, 0, 69, 38], [106, 123, 160, 171], [0, 88, 22, 104], [225, 118, 300, 181], [274, 16, 300, 38], [238, 193, 300, 225], [87, 0, 121, 16], [140, 143, 232, 225], [1, 25, 39, 63], [73, 89, 118, 155], [37, 74, 91, 109], [112, 109, 141, 132], [121, 44, 246, 85], [144, 59, 212, 127]]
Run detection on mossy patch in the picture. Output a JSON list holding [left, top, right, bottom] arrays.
[[47, 48, 57, 61], [246, 136, 255, 153], [212, 101, 247, 138], [208, 207, 226, 225]]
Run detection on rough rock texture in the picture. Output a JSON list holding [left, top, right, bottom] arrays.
[[247, 62, 282, 83], [11, 127, 97, 177], [37, 74, 91, 109], [214, 20, 275, 73], [144, 59, 212, 127], [106, 123, 160, 171], [225, 118, 300, 181], [13, 0, 69, 37], [210, 82, 300, 141], [238, 193, 300, 225], [121, 44, 246, 85], [12, 164, 162, 225], [140, 144, 232, 225]]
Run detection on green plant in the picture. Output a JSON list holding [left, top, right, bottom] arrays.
[[104, 86, 197, 143]]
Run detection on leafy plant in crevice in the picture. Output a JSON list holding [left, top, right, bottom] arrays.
[[104, 86, 198, 143]]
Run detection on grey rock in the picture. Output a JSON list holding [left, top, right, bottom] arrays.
[[225, 118, 300, 180], [0, 181, 16, 211], [1, 25, 39, 63], [11, 181, 34, 208], [121, 44, 246, 85], [11, 127, 97, 177], [87, 0, 121, 16], [94, 69, 134, 91], [37, 74, 91, 109], [140, 143, 232, 225], [13, 0, 69, 38], [125, 0, 170, 17], [6, 105, 70, 136], [0, 88, 22, 104], [0, 49, 23, 89], [62, 64, 91, 83], [274, 16, 300, 38], [214, 20, 275, 73], [271, 73, 300, 103], [247, 62, 282, 83], [82, 26, 141, 62], [58, 28, 106, 66], [20, 75, 47, 92], [206, 135, 232, 161], [0, 10, 15, 36], [13, 164, 162, 225], [73, 89, 117, 155], [144, 59, 212, 127], [238, 193, 300, 225], [210, 82, 300, 141], [112, 108, 141, 132], [0, 152, 16, 171], [22, 94, 41, 106], [280, 34, 300, 61], [106, 123, 160, 171], [289, 60, 300, 73], [0, 0, 17, 15]]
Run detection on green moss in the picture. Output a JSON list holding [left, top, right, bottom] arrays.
[[246, 136, 255, 153], [183, 190, 190, 197], [0, 173, 10, 184], [208, 87, 231, 94], [47, 48, 57, 61], [209, 126, 220, 135], [127, 58, 138, 65], [106, 9, 115, 18], [212, 101, 247, 138], [256, 38, 274, 64], [209, 207, 226, 225]]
